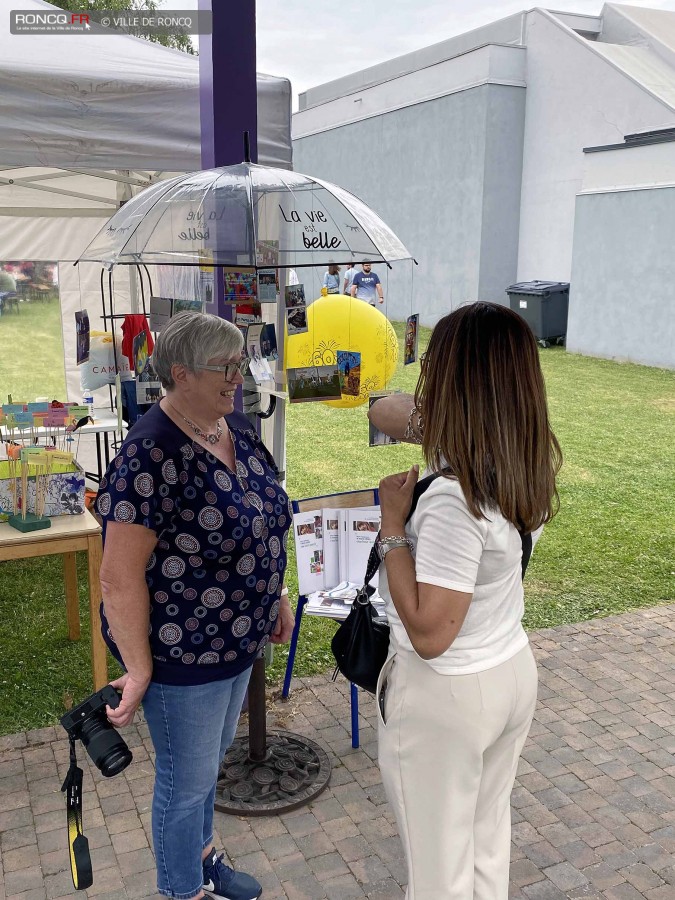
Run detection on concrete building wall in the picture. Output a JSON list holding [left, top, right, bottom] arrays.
[[568, 185, 675, 369], [294, 82, 526, 325], [567, 139, 675, 369], [516, 9, 674, 284]]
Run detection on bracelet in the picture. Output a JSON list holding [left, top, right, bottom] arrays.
[[280, 587, 289, 597], [403, 405, 424, 445]]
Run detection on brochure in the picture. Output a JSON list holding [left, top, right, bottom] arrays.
[[294, 504, 381, 596], [305, 587, 386, 621], [346, 508, 380, 587], [321, 508, 340, 590], [293, 510, 325, 596]]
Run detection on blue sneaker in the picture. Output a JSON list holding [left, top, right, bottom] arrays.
[[202, 849, 262, 900]]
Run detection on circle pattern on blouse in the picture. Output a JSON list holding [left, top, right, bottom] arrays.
[[97, 425, 289, 674]]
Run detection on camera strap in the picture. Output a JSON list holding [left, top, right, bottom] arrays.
[[61, 736, 93, 890]]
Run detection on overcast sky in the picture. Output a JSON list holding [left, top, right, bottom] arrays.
[[166, 0, 675, 109]]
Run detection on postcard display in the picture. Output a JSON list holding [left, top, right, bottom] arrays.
[[0, 403, 87, 529], [292, 504, 386, 620]]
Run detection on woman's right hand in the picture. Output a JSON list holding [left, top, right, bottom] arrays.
[[106, 672, 151, 727]]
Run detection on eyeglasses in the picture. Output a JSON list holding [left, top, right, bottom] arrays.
[[196, 359, 248, 380], [419, 352, 427, 369]]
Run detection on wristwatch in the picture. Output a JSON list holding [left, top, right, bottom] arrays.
[[376, 535, 414, 561]]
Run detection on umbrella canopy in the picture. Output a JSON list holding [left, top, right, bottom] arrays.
[[78, 163, 412, 269]]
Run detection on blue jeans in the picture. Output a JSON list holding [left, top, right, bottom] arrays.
[[142, 669, 252, 898]]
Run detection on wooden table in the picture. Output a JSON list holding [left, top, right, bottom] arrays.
[[0, 510, 108, 689]]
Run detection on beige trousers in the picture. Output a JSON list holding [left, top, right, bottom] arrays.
[[377, 643, 538, 900]]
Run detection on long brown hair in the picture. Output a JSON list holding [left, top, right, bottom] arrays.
[[414, 302, 562, 532]]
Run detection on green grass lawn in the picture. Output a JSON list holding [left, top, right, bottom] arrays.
[[0, 297, 67, 401], [0, 321, 673, 734]]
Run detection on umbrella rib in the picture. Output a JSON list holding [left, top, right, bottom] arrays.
[[245, 165, 257, 267], [314, 177, 400, 265], [97, 174, 185, 265]]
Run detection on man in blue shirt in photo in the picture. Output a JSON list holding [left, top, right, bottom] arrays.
[[351, 262, 384, 306]]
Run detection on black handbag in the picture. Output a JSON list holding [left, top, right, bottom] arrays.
[[330, 472, 533, 693], [331, 542, 387, 693]]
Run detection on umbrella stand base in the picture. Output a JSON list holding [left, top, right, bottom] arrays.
[[214, 730, 331, 816]]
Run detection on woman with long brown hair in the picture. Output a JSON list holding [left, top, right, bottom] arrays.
[[368, 301, 561, 899]]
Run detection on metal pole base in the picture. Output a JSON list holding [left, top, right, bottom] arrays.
[[214, 729, 331, 816]]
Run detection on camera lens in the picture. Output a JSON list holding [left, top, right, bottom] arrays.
[[79, 714, 133, 777]]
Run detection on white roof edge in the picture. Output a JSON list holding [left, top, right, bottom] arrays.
[[298, 11, 527, 110], [294, 43, 526, 115], [533, 6, 675, 114], [293, 78, 527, 141]]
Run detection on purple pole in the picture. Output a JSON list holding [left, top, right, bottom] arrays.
[[198, 0, 258, 170], [198, 0, 257, 392]]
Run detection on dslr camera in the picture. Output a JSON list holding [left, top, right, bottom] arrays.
[[60, 684, 133, 777]]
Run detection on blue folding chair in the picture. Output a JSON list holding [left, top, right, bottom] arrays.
[[283, 487, 379, 749]]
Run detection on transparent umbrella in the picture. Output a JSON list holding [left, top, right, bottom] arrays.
[[77, 163, 413, 269]]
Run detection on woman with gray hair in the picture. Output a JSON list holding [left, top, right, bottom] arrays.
[[96, 313, 294, 900]]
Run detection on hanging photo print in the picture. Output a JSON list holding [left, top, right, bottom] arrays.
[[133, 332, 162, 405], [235, 302, 262, 327], [256, 240, 279, 268], [404, 313, 419, 365], [368, 391, 401, 446], [75, 310, 90, 365], [337, 350, 361, 398], [260, 323, 278, 360], [173, 298, 204, 315], [223, 269, 257, 302], [246, 324, 274, 384], [149, 296, 173, 331], [286, 306, 308, 335], [287, 365, 341, 403], [258, 269, 278, 302], [284, 283, 306, 308], [199, 264, 215, 306]]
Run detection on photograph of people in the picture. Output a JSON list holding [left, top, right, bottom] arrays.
[[96, 312, 294, 900], [368, 301, 562, 898], [287, 306, 308, 334]]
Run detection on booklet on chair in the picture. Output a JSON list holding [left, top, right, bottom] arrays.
[[293, 504, 380, 597]]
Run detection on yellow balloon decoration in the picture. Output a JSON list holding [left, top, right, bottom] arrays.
[[285, 295, 399, 408]]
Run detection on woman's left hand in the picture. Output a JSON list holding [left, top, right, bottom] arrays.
[[379, 465, 419, 533], [271, 594, 295, 644]]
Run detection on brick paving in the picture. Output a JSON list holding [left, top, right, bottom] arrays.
[[1, 605, 675, 899]]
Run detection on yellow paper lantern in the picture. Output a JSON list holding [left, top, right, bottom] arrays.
[[285, 295, 399, 408]]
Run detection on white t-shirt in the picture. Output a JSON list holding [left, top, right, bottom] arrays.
[[379, 474, 535, 675]]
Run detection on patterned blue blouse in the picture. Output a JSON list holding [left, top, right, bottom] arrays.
[[96, 404, 290, 685]]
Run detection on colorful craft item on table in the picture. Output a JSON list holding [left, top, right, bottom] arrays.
[[285, 295, 399, 408]]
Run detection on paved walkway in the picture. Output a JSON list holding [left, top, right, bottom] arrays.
[[1, 605, 675, 900]]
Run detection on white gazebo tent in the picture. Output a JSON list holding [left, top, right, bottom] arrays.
[[0, 0, 292, 405]]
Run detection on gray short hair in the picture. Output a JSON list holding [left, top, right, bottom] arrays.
[[152, 312, 243, 390]]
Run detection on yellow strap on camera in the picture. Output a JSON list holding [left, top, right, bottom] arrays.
[[61, 737, 93, 890]]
